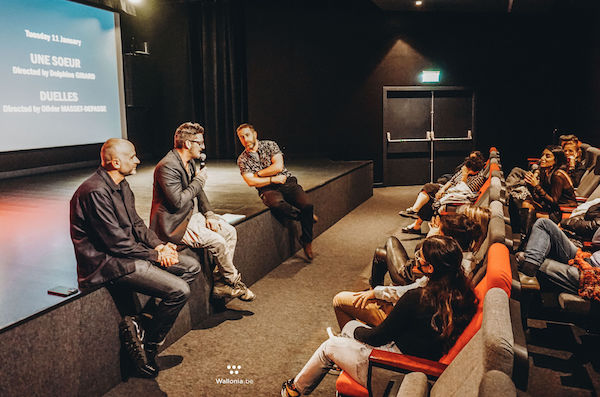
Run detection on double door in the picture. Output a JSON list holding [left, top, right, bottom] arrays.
[[383, 86, 475, 186]]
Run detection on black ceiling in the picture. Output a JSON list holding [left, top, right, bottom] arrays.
[[370, 0, 600, 13]]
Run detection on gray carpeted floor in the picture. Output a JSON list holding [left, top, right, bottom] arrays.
[[102, 185, 600, 396], [104, 186, 421, 397]]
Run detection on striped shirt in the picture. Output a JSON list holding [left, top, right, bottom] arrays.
[[447, 169, 486, 193]]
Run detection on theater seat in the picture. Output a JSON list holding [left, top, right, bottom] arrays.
[[371, 288, 514, 397], [336, 371, 369, 397], [335, 243, 513, 397]]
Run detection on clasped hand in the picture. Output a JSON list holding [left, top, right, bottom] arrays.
[[155, 243, 179, 267]]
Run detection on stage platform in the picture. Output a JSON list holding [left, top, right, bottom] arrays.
[[0, 158, 372, 332], [0, 158, 372, 397]]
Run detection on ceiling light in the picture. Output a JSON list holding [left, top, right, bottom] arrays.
[[415, 1, 423, 6], [128, 0, 143, 4]]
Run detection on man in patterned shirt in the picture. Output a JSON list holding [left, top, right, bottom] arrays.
[[236, 123, 316, 260]]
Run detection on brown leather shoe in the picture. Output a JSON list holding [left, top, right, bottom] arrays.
[[303, 242, 314, 261]]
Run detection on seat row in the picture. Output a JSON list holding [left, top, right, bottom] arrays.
[[335, 148, 527, 397]]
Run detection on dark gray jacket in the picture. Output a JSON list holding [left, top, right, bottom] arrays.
[[150, 150, 213, 243], [70, 167, 162, 288]]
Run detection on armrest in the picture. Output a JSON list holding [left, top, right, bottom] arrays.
[[369, 349, 447, 379], [509, 298, 529, 391], [559, 206, 575, 213], [518, 272, 540, 292]]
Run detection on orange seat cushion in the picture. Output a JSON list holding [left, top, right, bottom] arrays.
[[335, 371, 368, 397]]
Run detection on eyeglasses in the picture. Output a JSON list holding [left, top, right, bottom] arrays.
[[415, 249, 424, 265], [414, 249, 430, 273], [188, 139, 203, 146]]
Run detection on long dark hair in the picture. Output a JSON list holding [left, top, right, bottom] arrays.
[[540, 145, 569, 187], [420, 235, 478, 351]]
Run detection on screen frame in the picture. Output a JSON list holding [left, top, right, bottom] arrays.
[[0, 1, 127, 178]]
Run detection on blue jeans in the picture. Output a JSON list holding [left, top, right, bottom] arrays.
[[524, 218, 580, 294]]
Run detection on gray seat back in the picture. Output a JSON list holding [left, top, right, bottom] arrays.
[[477, 370, 517, 397], [576, 147, 600, 197], [430, 288, 514, 397]]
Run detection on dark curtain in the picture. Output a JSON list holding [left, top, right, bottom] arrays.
[[188, 0, 248, 159]]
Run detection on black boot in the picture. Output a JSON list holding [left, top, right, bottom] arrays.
[[518, 210, 537, 249], [369, 246, 388, 288], [119, 316, 157, 379], [385, 236, 413, 285]]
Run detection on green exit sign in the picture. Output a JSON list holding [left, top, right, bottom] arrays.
[[421, 70, 441, 83]]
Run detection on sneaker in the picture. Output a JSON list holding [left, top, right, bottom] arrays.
[[281, 379, 300, 397], [235, 280, 256, 302], [212, 280, 245, 299], [119, 316, 157, 378], [398, 208, 418, 218]]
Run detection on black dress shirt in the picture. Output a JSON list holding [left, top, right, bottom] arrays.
[[70, 167, 162, 288]]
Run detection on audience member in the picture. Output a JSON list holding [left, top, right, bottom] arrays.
[[150, 122, 255, 301], [517, 217, 600, 298], [509, 145, 576, 235], [281, 236, 478, 396], [435, 150, 485, 185], [333, 207, 488, 329], [70, 138, 194, 378], [400, 155, 486, 234], [237, 123, 317, 260]]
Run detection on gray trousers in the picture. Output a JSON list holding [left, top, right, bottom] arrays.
[[293, 320, 400, 394], [182, 212, 239, 284]]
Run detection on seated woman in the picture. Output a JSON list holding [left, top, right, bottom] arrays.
[[517, 217, 600, 297], [509, 145, 577, 235], [399, 151, 485, 220], [281, 236, 478, 397], [333, 207, 488, 330], [401, 155, 486, 234]]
